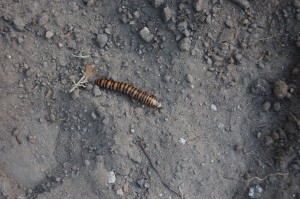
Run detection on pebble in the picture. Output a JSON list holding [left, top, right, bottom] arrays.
[[50, 113, 56, 122], [211, 104, 217, 111], [84, 159, 91, 167], [179, 138, 187, 145], [232, 0, 250, 10], [194, 0, 204, 12], [248, 185, 263, 199], [96, 33, 108, 48], [273, 102, 281, 112], [225, 19, 234, 28], [67, 40, 77, 49], [150, 0, 165, 8], [162, 6, 172, 22], [186, 74, 193, 83], [178, 37, 191, 51], [265, 136, 273, 146], [234, 53, 243, 62], [108, 171, 116, 183], [262, 101, 271, 112], [45, 31, 54, 39], [93, 86, 101, 96], [38, 14, 49, 26], [13, 17, 25, 31], [274, 80, 288, 99], [116, 189, 124, 196], [139, 27, 154, 43], [17, 37, 24, 44], [71, 89, 80, 100], [123, 181, 129, 192], [91, 112, 97, 120]]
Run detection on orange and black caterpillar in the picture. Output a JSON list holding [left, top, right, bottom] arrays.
[[95, 78, 162, 108]]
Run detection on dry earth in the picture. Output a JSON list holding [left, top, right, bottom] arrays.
[[0, 0, 300, 198]]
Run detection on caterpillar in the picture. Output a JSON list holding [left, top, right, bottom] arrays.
[[95, 78, 162, 108]]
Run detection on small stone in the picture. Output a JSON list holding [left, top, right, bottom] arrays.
[[93, 86, 101, 96], [116, 189, 124, 196], [71, 89, 80, 100], [139, 27, 154, 43], [234, 53, 243, 62], [178, 37, 191, 51], [150, 0, 165, 8], [45, 31, 54, 39], [234, 143, 243, 151], [194, 0, 204, 12], [274, 80, 288, 99], [265, 136, 274, 146], [262, 102, 271, 112], [273, 102, 281, 112], [162, 6, 172, 22], [108, 171, 116, 183], [123, 181, 129, 193], [67, 40, 77, 49], [271, 132, 280, 140], [25, 68, 35, 77], [70, 2, 79, 12], [179, 138, 186, 145], [84, 159, 91, 167], [186, 74, 193, 83], [225, 19, 234, 28], [211, 104, 217, 111], [250, 79, 271, 96], [87, 0, 95, 6], [17, 37, 24, 44], [13, 17, 25, 31], [232, 0, 250, 10], [38, 14, 49, 26], [96, 34, 108, 48], [91, 112, 97, 120], [248, 185, 263, 199], [104, 27, 111, 35], [50, 114, 56, 122]]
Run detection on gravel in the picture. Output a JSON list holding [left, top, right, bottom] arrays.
[[45, 31, 54, 39], [96, 33, 108, 48], [139, 27, 154, 43], [194, 0, 204, 12], [13, 17, 26, 31], [178, 37, 191, 51], [274, 80, 288, 99]]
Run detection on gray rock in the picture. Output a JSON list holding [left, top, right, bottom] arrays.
[[262, 102, 271, 112], [177, 21, 188, 32], [273, 102, 281, 112], [162, 6, 173, 22], [13, 17, 25, 31], [274, 80, 288, 99], [194, 0, 204, 12], [38, 14, 49, 26], [96, 34, 108, 48], [67, 40, 77, 49], [139, 27, 154, 43], [231, 0, 250, 9], [93, 86, 101, 96], [178, 37, 191, 51], [150, 0, 165, 8], [45, 31, 54, 39], [186, 74, 193, 83]]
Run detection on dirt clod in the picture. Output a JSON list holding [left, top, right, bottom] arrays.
[[274, 80, 288, 99]]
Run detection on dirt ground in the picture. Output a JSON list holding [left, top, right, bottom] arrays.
[[0, 0, 300, 198]]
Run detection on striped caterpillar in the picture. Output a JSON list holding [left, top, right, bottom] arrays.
[[95, 78, 162, 108]]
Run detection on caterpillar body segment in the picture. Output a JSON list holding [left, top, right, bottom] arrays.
[[95, 78, 162, 108]]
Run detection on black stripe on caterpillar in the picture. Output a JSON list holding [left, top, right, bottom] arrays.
[[95, 78, 162, 108]]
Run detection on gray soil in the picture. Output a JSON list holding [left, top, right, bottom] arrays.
[[0, 0, 300, 198]]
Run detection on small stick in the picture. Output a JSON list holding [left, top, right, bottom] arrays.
[[137, 139, 182, 198], [244, 172, 288, 190]]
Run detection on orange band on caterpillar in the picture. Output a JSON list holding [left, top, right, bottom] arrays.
[[95, 78, 162, 108]]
